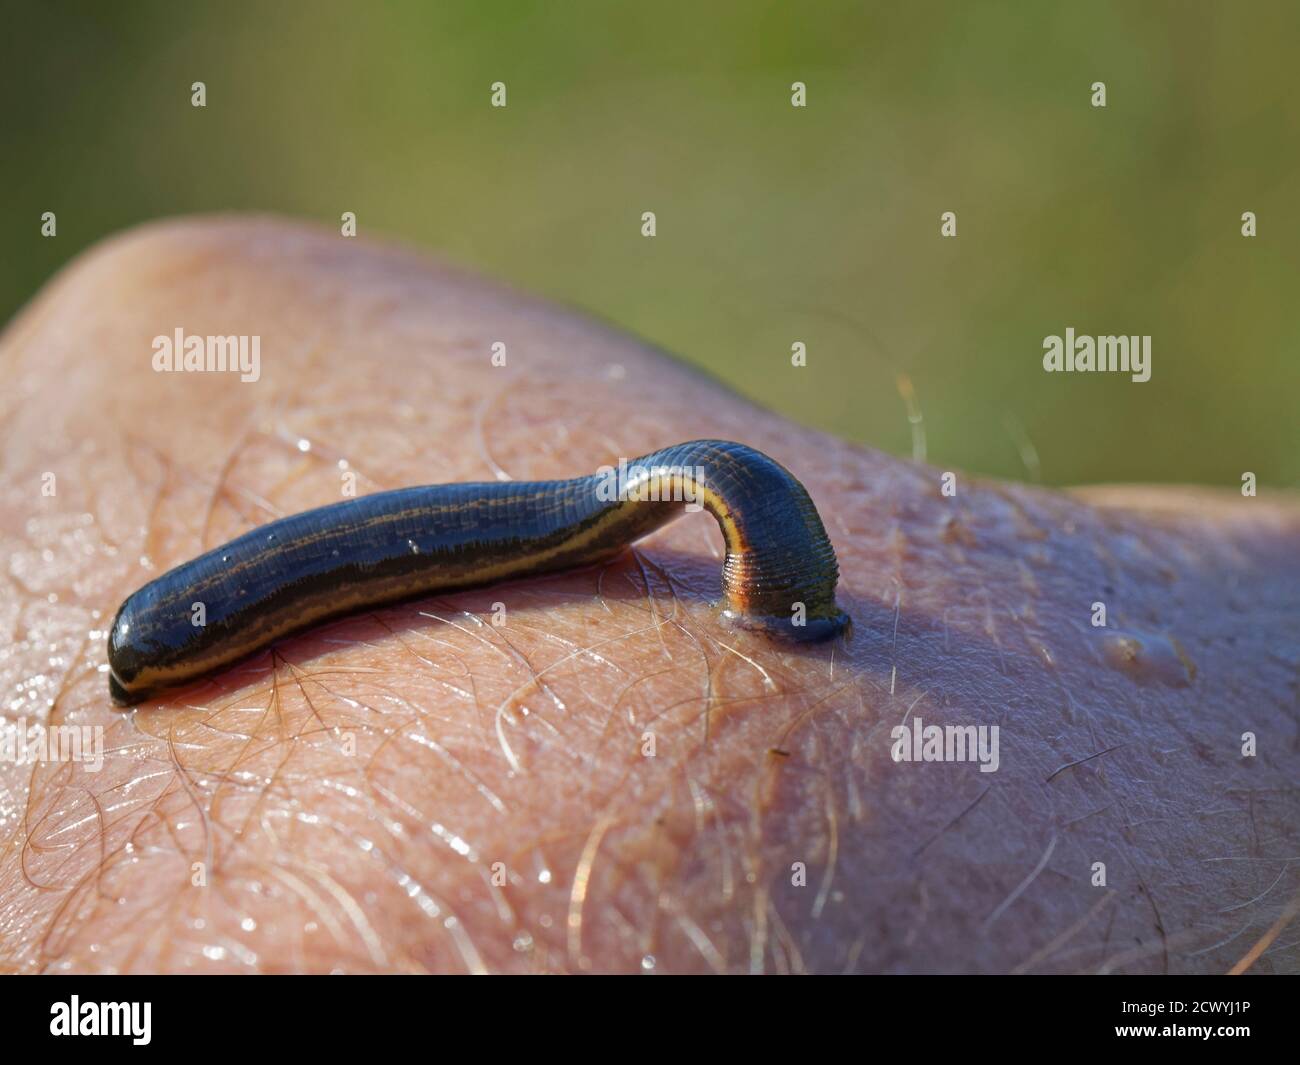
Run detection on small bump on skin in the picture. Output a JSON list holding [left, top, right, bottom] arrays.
[[107, 440, 849, 705], [1101, 630, 1195, 688]]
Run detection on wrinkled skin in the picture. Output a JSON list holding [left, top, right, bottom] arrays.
[[0, 217, 1295, 974]]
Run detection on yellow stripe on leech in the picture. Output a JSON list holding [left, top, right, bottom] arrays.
[[183, 488, 561, 601]]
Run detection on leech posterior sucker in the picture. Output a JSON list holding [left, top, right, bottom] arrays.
[[107, 439, 849, 705]]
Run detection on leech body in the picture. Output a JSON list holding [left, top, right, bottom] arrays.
[[107, 439, 848, 705]]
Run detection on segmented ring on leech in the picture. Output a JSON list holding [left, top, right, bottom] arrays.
[[107, 440, 850, 705]]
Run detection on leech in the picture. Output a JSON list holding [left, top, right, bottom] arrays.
[[107, 440, 849, 705]]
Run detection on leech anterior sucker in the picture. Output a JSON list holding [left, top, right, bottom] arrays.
[[107, 439, 849, 705]]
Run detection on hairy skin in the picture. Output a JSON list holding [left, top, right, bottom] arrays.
[[0, 217, 1295, 974]]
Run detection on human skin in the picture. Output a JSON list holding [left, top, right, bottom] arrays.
[[0, 217, 1295, 974]]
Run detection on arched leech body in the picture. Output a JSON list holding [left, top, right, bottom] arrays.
[[107, 439, 849, 705]]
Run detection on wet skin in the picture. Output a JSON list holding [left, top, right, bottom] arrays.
[[0, 217, 1295, 973]]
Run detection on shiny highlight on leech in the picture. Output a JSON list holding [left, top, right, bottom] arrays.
[[107, 440, 849, 705]]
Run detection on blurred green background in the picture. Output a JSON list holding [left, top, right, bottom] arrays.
[[3, 0, 1297, 486]]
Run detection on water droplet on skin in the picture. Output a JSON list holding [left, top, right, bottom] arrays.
[[537, 869, 551, 884], [641, 954, 656, 971], [512, 933, 534, 952], [1101, 631, 1195, 687]]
